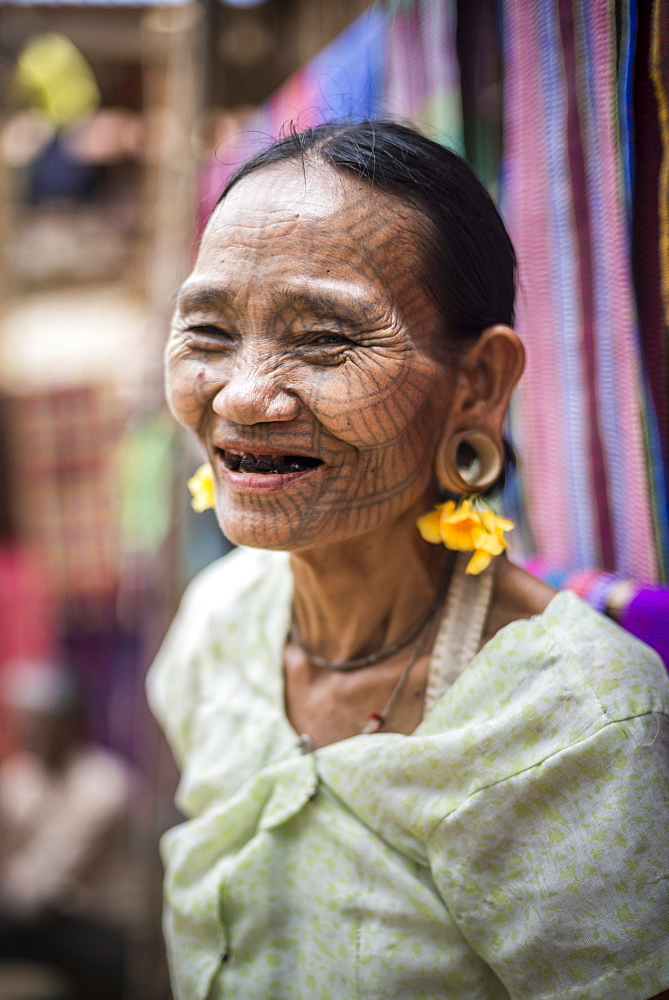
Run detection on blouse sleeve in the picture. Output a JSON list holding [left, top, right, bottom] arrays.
[[427, 711, 669, 1000]]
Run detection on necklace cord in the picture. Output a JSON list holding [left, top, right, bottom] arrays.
[[291, 565, 451, 673], [360, 606, 434, 734]]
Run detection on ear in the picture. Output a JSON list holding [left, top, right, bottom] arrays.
[[450, 324, 525, 429], [434, 326, 524, 486]]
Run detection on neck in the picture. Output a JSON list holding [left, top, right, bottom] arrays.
[[290, 498, 451, 665]]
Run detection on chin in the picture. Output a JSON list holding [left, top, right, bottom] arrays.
[[216, 507, 307, 552]]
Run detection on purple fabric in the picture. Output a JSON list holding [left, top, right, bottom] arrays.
[[620, 587, 669, 670], [585, 571, 624, 614]]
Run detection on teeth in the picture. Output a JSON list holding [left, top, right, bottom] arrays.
[[223, 451, 321, 475], [239, 454, 257, 473]]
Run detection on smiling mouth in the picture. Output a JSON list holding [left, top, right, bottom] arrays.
[[219, 450, 323, 475]]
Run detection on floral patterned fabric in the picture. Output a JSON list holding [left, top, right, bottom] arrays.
[[148, 547, 669, 1000]]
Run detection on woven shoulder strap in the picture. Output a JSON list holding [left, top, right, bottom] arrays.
[[423, 553, 495, 716]]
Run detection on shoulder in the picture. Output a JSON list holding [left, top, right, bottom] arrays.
[[526, 588, 667, 719], [419, 587, 668, 795], [481, 558, 668, 722], [174, 545, 290, 626], [149, 546, 289, 672], [146, 547, 291, 765], [474, 587, 668, 725]]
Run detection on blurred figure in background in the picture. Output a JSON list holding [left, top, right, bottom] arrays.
[[0, 662, 146, 1000], [5, 32, 142, 286], [12, 32, 102, 209]]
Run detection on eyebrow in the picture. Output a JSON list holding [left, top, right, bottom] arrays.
[[175, 285, 235, 313], [176, 284, 372, 324], [270, 287, 371, 324]]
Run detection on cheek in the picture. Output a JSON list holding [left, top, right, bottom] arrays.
[[303, 356, 447, 450], [164, 340, 221, 433]]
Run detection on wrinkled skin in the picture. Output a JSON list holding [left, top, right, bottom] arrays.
[[166, 160, 459, 552]]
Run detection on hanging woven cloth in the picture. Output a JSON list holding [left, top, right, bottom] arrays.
[[500, 0, 663, 580]]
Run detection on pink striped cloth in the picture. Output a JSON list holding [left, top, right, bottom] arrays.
[[501, 0, 659, 580]]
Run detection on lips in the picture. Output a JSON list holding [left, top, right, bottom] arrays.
[[218, 449, 323, 476]]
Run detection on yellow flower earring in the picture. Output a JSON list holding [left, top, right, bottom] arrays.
[[187, 462, 216, 512], [417, 431, 514, 575]]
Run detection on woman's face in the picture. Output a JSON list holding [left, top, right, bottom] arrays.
[[166, 160, 458, 551]]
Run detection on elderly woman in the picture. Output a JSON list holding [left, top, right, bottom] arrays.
[[148, 122, 669, 1000]]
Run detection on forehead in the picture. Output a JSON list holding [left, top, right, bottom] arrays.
[[194, 159, 422, 287]]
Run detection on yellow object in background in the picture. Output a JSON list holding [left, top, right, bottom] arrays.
[[15, 33, 100, 128]]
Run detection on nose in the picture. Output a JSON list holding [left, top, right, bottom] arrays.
[[211, 355, 301, 425]]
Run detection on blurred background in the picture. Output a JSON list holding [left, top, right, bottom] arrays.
[[0, 0, 667, 997]]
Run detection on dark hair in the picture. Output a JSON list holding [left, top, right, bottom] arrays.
[[216, 120, 516, 346]]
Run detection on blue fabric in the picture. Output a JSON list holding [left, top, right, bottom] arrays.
[[307, 5, 386, 122]]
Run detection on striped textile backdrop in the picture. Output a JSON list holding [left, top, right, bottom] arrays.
[[501, 0, 667, 581], [197, 0, 669, 583]]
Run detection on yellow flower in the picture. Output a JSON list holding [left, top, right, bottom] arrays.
[[438, 498, 483, 552], [465, 547, 495, 575], [187, 462, 215, 512], [416, 502, 452, 543], [417, 498, 514, 575], [480, 509, 515, 549]]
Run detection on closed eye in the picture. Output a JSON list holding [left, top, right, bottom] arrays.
[[189, 324, 229, 337], [310, 332, 352, 346], [184, 324, 236, 349]]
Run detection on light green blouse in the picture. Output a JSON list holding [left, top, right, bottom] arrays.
[[148, 546, 669, 1000]]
